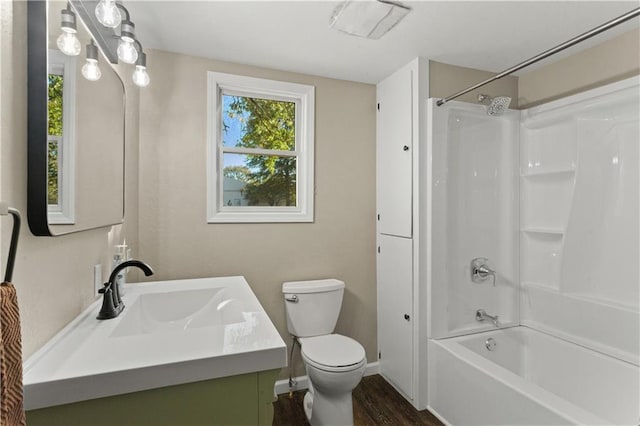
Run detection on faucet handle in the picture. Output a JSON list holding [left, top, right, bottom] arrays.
[[471, 258, 496, 286], [97, 281, 124, 320], [97, 286, 118, 319]]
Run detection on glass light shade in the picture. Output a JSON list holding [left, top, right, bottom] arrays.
[[95, 0, 121, 28], [117, 39, 138, 64], [81, 59, 102, 81], [56, 31, 81, 56], [132, 65, 150, 87]]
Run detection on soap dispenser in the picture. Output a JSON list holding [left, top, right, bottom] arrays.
[[112, 244, 128, 295], [112, 253, 125, 296]]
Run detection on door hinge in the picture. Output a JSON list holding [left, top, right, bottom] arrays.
[[377, 246, 380, 254], [377, 102, 380, 111], [378, 351, 381, 359], [377, 213, 380, 221]]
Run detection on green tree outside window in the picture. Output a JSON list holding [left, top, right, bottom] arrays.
[[223, 96, 297, 207], [48, 74, 63, 205]]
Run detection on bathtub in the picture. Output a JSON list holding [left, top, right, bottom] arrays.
[[428, 326, 639, 425]]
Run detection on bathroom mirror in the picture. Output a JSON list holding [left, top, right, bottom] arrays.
[[27, 0, 125, 236]]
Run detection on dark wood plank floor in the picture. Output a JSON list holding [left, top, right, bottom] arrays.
[[273, 374, 443, 426]]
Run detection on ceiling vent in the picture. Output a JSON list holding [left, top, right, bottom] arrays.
[[329, 0, 411, 40]]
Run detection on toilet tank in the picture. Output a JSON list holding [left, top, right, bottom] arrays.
[[282, 279, 345, 338]]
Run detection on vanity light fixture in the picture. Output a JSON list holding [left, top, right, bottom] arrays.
[[117, 18, 138, 64], [56, 3, 81, 56], [72, 0, 151, 86], [94, 1, 150, 86], [329, 0, 411, 40], [132, 46, 150, 87], [94, 0, 121, 28], [81, 40, 102, 81]]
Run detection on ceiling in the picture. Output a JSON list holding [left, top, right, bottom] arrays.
[[125, 1, 640, 84]]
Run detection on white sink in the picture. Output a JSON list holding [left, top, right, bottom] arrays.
[[23, 276, 286, 411], [111, 288, 245, 337]]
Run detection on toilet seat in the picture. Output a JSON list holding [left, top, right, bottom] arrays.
[[300, 334, 366, 372]]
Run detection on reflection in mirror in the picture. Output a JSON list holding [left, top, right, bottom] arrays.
[[27, 0, 125, 236], [47, 49, 76, 224]]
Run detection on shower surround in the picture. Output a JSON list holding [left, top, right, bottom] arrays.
[[426, 77, 639, 425]]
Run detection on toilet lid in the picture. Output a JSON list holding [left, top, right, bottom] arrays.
[[300, 334, 365, 368]]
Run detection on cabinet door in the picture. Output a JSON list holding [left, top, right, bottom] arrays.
[[377, 234, 413, 398], [377, 68, 413, 238]]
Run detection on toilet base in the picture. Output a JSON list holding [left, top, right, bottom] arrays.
[[305, 387, 355, 426], [303, 388, 313, 421]]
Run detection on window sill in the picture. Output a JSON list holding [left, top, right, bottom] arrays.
[[207, 210, 314, 224]]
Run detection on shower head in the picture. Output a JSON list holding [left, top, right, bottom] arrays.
[[477, 94, 512, 116]]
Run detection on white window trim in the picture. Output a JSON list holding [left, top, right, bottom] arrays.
[[47, 49, 76, 225], [207, 72, 315, 223]]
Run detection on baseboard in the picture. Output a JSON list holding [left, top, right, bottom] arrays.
[[274, 362, 380, 395], [427, 404, 451, 426]]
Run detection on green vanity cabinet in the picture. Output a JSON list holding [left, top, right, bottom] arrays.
[[26, 369, 280, 426]]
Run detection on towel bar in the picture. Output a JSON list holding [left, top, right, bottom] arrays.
[[0, 201, 21, 283]]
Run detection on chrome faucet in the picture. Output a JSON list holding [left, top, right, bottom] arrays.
[[476, 309, 500, 327], [97, 260, 154, 320], [471, 258, 496, 286]]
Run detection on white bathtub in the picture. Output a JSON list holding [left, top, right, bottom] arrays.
[[428, 326, 640, 425]]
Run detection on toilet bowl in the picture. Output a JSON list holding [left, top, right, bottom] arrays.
[[300, 335, 366, 425], [282, 279, 366, 426]]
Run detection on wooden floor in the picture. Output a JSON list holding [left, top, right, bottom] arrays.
[[273, 374, 443, 425]]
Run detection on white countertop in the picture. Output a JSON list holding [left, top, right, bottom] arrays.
[[23, 276, 287, 410]]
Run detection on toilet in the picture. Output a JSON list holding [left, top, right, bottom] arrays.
[[282, 279, 366, 426]]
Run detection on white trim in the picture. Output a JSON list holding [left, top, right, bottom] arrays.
[[273, 362, 380, 395], [207, 72, 315, 223], [221, 146, 297, 157], [47, 49, 76, 225]]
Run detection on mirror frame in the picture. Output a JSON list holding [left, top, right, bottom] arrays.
[[27, 0, 125, 236]]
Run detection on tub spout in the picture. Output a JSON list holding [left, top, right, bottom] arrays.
[[476, 309, 500, 327]]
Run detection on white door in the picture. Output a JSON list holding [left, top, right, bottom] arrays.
[[377, 234, 413, 398], [377, 68, 413, 238]]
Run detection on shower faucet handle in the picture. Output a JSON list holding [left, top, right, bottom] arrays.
[[471, 258, 496, 286]]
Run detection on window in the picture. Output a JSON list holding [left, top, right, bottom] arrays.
[[207, 72, 315, 223], [47, 50, 76, 224]]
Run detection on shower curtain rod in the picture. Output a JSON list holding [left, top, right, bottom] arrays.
[[436, 7, 640, 106]]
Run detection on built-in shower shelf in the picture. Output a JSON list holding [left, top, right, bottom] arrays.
[[521, 281, 560, 292], [522, 228, 565, 235], [521, 168, 576, 178]]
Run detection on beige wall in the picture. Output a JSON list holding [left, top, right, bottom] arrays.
[[0, 1, 139, 358], [429, 60, 519, 106], [519, 28, 640, 108], [138, 49, 377, 377]]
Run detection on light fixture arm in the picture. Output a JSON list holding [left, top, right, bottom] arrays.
[[133, 38, 143, 53], [133, 39, 146, 67], [114, 2, 131, 22], [111, 3, 135, 42]]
